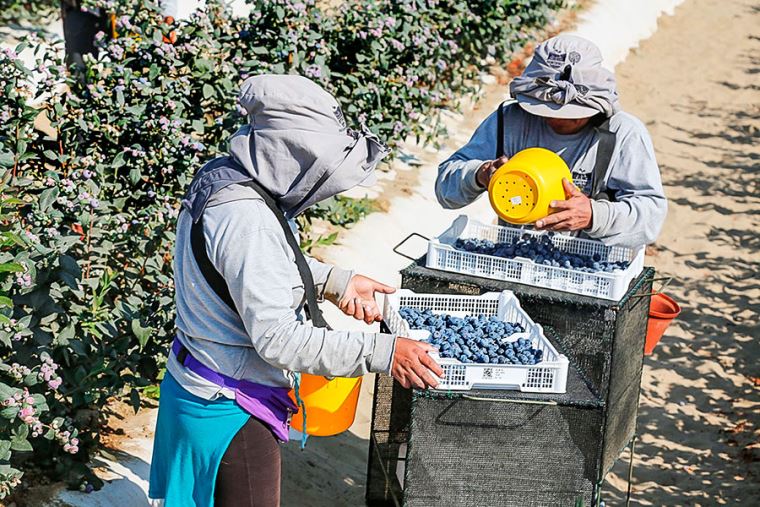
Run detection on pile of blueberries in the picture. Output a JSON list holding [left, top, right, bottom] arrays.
[[454, 233, 629, 273], [399, 307, 543, 365]]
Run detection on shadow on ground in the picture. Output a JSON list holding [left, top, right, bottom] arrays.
[[54, 451, 152, 507], [602, 18, 760, 507], [281, 431, 369, 507], [45, 430, 369, 507]]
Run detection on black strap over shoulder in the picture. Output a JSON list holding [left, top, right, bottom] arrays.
[[189, 179, 330, 330], [591, 119, 617, 201], [190, 215, 237, 311], [496, 101, 506, 159]]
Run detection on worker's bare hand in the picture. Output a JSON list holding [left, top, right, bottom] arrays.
[[391, 338, 444, 389], [535, 178, 593, 231], [338, 275, 395, 324], [476, 156, 509, 188]]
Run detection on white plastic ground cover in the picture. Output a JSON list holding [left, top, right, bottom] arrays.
[[384, 289, 569, 393], [426, 215, 645, 301]]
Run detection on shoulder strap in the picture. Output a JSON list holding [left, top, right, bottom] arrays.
[[496, 101, 506, 159], [190, 215, 237, 312], [189, 181, 330, 330], [591, 119, 617, 201], [241, 179, 330, 329]]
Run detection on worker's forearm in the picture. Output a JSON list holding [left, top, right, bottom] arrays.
[[435, 159, 485, 209]]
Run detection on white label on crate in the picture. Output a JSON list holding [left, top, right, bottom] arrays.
[[447, 282, 480, 295], [510, 195, 523, 205], [481, 367, 510, 380]]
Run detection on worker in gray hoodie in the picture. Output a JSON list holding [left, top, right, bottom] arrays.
[[436, 35, 667, 248], [149, 75, 442, 507]]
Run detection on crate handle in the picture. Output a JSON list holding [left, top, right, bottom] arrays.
[[462, 394, 558, 406], [392, 232, 430, 262], [632, 276, 674, 298]]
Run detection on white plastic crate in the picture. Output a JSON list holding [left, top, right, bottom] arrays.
[[426, 215, 645, 301], [383, 289, 569, 393]]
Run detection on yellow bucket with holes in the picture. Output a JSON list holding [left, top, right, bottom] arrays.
[[487, 147, 572, 224], [289, 374, 362, 436]]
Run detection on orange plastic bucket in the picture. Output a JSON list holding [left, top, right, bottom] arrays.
[[645, 293, 681, 355], [289, 374, 362, 437]]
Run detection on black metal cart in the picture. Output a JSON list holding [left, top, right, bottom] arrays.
[[366, 258, 653, 506]]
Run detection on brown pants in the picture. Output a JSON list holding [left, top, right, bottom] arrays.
[[215, 417, 281, 507]]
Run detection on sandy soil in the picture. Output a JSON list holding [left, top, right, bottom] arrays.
[[601, 0, 760, 504]]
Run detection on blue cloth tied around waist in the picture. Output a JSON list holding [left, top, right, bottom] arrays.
[[171, 339, 296, 442]]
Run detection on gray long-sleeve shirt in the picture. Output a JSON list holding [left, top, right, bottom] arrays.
[[168, 184, 396, 401], [436, 102, 667, 248]]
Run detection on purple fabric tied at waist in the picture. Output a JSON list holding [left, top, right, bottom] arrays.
[[171, 339, 296, 442]]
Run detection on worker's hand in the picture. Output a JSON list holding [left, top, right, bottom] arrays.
[[535, 178, 593, 231], [476, 156, 509, 188], [391, 338, 444, 389], [338, 275, 395, 324]]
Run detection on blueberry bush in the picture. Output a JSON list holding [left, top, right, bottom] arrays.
[[0, 0, 59, 25], [399, 307, 543, 365], [0, 0, 567, 496]]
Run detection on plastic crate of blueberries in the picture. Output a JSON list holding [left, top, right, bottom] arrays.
[[383, 289, 569, 393], [426, 215, 645, 301]]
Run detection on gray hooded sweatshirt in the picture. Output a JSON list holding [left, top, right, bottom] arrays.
[[168, 75, 396, 400]]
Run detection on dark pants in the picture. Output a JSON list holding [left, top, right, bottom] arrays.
[[215, 417, 281, 507]]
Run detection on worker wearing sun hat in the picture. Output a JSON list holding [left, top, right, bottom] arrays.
[[436, 34, 667, 248]]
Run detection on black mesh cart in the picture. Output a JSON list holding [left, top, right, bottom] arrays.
[[366, 259, 654, 506]]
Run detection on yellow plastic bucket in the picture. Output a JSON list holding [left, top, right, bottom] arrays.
[[488, 147, 572, 224], [289, 374, 362, 437]]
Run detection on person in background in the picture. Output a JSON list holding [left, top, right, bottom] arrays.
[[436, 35, 667, 248], [60, 0, 109, 66], [148, 75, 442, 507], [61, 0, 177, 66]]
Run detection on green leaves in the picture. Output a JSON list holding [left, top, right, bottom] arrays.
[[0, 152, 15, 168], [0, 262, 24, 273], [10, 425, 31, 452], [0, 406, 18, 421], [0, 297, 12, 310], [0, 440, 12, 461], [131, 319, 154, 350], [38, 187, 59, 212]]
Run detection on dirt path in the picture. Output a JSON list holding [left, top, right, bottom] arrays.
[[602, 0, 760, 504]]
